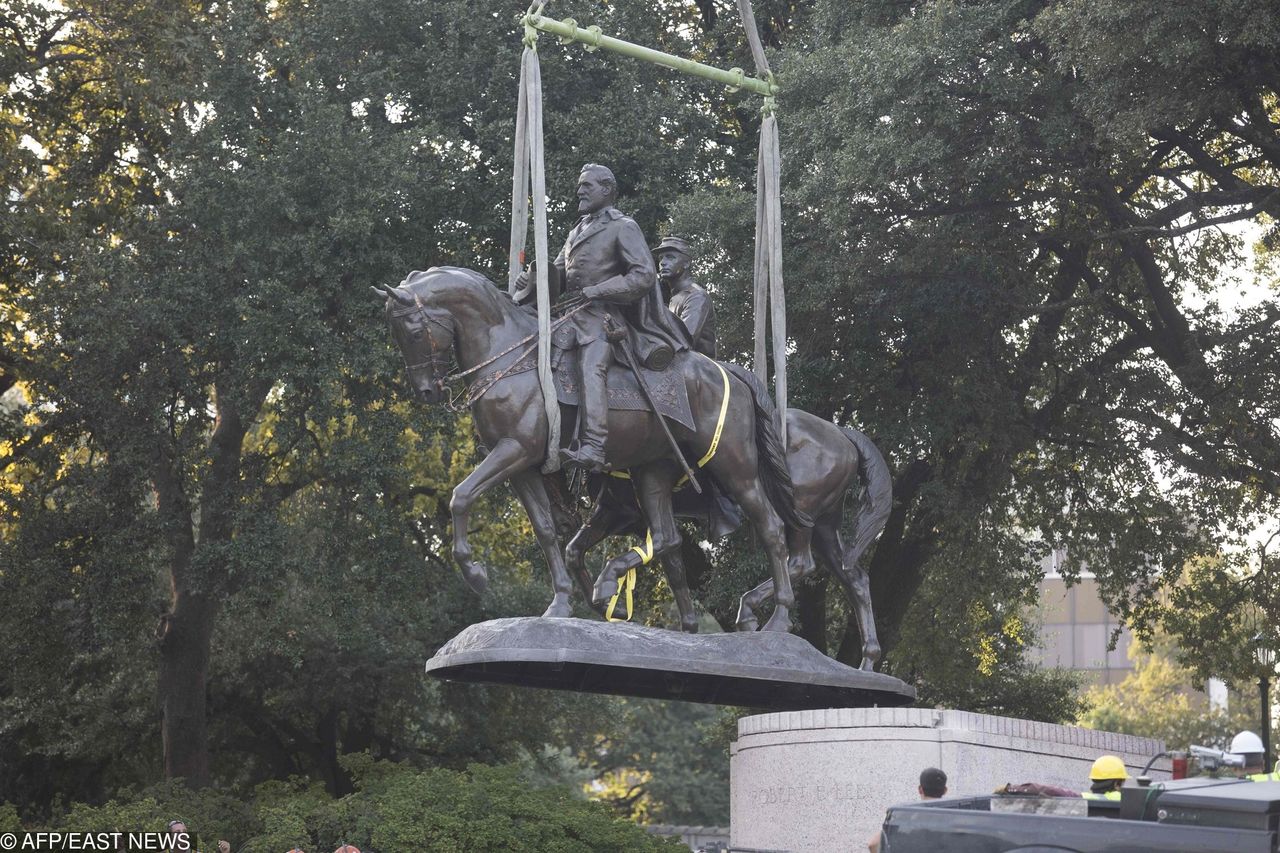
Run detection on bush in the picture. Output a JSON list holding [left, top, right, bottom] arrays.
[[52, 782, 253, 845], [34, 760, 682, 852]]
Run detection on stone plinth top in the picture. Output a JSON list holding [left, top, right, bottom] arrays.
[[738, 706, 1164, 757], [731, 707, 1170, 851]]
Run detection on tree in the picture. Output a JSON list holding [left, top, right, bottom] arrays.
[[579, 698, 730, 827], [672, 0, 1280, 709], [1, 0, 751, 806], [1078, 640, 1256, 752]]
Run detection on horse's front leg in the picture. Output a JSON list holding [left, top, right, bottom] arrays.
[[737, 578, 771, 632], [449, 437, 534, 594], [509, 469, 576, 618], [632, 464, 698, 633], [567, 516, 614, 616]]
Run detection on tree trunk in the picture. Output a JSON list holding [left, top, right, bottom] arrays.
[[153, 378, 264, 785], [157, 591, 216, 785], [316, 706, 343, 796]]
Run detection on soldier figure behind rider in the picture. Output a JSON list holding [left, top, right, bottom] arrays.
[[514, 164, 686, 472], [653, 236, 716, 358]]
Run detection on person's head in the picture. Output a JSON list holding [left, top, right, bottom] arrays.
[[1088, 755, 1128, 792], [333, 846, 360, 853], [166, 820, 187, 834], [918, 767, 947, 799], [1230, 730, 1266, 776], [652, 237, 692, 285], [577, 164, 617, 215]]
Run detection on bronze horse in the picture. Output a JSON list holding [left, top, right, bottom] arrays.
[[376, 267, 808, 631], [571, 383, 893, 670]]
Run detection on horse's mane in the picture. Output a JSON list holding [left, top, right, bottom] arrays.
[[403, 265, 501, 294], [397, 266, 537, 334]]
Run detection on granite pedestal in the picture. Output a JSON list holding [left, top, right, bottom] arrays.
[[730, 707, 1170, 852]]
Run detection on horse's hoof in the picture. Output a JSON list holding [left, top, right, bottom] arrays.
[[859, 658, 877, 672], [592, 578, 618, 606], [542, 600, 572, 618], [736, 616, 759, 632], [460, 562, 489, 595], [681, 618, 699, 634]]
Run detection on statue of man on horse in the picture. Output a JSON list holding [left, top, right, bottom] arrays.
[[374, 165, 890, 650], [513, 163, 688, 472]]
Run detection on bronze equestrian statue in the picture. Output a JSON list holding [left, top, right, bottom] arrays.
[[376, 265, 807, 631], [512, 164, 686, 472], [377, 167, 892, 653]]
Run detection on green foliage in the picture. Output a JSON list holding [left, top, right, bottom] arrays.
[[675, 0, 1280, 716], [33, 760, 681, 853], [577, 698, 730, 826], [53, 783, 252, 842], [1077, 642, 1256, 752], [0, 0, 748, 816], [1160, 551, 1280, 686]]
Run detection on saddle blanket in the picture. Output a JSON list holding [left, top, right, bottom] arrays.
[[552, 347, 695, 432], [485, 346, 696, 431]]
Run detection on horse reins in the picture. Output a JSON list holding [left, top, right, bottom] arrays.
[[396, 294, 588, 412]]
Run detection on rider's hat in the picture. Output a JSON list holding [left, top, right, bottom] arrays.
[[651, 236, 691, 258]]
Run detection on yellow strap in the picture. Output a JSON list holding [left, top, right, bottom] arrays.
[[698, 362, 732, 467], [607, 361, 730, 483], [629, 528, 655, 565], [605, 567, 638, 622], [675, 361, 731, 488], [606, 530, 651, 622], [606, 363, 731, 621]]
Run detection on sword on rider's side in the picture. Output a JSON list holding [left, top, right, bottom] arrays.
[[605, 315, 702, 494]]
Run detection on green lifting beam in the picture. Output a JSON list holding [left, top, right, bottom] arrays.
[[520, 6, 778, 100]]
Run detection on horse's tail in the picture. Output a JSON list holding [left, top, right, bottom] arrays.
[[839, 426, 893, 571], [719, 362, 812, 529]]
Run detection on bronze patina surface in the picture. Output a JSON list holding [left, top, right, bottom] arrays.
[[425, 617, 915, 710]]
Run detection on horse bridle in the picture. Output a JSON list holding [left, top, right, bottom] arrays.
[[389, 287, 590, 411], [388, 296, 455, 389]]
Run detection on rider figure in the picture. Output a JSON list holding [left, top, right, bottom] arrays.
[[514, 164, 685, 472], [653, 236, 717, 358]]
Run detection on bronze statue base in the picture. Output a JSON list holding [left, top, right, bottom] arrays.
[[424, 617, 916, 710]]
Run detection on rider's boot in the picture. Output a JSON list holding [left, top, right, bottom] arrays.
[[561, 338, 610, 472]]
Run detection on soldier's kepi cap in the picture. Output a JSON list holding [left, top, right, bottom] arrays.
[[651, 236, 691, 258]]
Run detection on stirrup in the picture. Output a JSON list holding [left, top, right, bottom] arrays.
[[560, 445, 608, 473]]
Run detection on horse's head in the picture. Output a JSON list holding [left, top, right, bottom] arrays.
[[373, 275, 455, 405]]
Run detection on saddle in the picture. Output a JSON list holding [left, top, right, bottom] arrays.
[[550, 346, 695, 431]]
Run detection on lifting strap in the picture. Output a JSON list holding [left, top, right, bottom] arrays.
[[509, 13, 561, 473], [735, 0, 788, 443], [605, 531, 648, 622]]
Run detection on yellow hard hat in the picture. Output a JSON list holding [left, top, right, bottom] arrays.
[[1089, 755, 1129, 781]]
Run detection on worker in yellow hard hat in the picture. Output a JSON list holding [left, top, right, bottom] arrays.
[[1082, 755, 1128, 801]]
